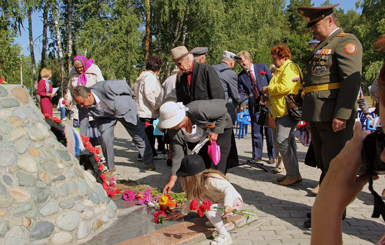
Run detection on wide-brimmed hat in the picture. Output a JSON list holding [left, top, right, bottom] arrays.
[[171, 46, 190, 61], [177, 154, 206, 177], [157, 102, 186, 129]]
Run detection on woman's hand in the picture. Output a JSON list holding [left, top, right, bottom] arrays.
[[208, 132, 218, 141], [261, 86, 269, 94], [163, 176, 177, 194], [47, 93, 54, 97], [224, 206, 233, 214], [170, 213, 186, 220]]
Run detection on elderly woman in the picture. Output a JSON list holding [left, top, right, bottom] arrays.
[[37, 67, 56, 116], [159, 100, 238, 193], [135, 56, 163, 160], [65, 56, 104, 146], [262, 45, 302, 186]]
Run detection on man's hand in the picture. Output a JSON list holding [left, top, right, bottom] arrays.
[[163, 175, 177, 194], [332, 118, 346, 132], [208, 132, 218, 141], [224, 206, 233, 214]]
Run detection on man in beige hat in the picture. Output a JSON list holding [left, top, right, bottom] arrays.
[[212, 51, 240, 105], [297, 4, 362, 228], [171, 46, 225, 105]]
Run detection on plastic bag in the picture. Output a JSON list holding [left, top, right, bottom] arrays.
[[207, 141, 221, 166]]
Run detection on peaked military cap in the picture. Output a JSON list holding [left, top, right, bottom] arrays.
[[297, 4, 340, 28], [191, 47, 208, 56]]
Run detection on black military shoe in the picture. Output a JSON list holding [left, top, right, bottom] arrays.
[[303, 218, 311, 228]]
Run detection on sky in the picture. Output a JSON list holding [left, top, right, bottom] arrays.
[[15, 0, 361, 62]]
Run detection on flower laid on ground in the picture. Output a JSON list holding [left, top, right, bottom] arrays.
[[109, 176, 117, 187], [292, 77, 300, 82], [123, 189, 155, 205], [154, 211, 167, 224]]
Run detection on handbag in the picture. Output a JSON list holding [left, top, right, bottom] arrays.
[[257, 107, 276, 129], [283, 62, 303, 120], [207, 140, 221, 166]]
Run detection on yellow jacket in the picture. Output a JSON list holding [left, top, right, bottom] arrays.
[[268, 59, 302, 118]]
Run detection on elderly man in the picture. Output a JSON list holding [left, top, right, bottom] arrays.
[[237, 50, 276, 164], [297, 4, 362, 228], [213, 51, 240, 105], [72, 80, 156, 172], [171, 46, 225, 105], [190, 47, 208, 63]]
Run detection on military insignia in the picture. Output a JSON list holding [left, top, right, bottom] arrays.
[[344, 43, 357, 54], [300, 10, 304, 14], [306, 17, 310, 22], [337, 33, 349, 37]]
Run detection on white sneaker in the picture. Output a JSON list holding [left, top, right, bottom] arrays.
[[205, 220, 215, 228], [210, 234, 232, 245], [62, 118, 67, 121]]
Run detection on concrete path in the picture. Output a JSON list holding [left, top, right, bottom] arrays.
[[65, 119, 385, 244]]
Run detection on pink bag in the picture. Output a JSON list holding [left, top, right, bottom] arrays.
[[207, 141, 221, 166]]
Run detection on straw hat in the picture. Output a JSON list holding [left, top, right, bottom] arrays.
[[176, 154, 206, 177], [157, 102, 186, 129], [171, 46, 190, 61]]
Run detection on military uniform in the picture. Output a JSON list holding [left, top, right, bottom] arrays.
[[301, 18, 362, 182]]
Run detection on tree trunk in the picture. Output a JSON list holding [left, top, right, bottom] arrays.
[[28, 8, 37, 89], [52, 4, 65, 97], [144, 0, 151, 59], [40, 1, 49, 70], [67, 0, 73, 72]]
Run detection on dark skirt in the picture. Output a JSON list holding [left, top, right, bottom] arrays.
[[73, 119, 101, 146]]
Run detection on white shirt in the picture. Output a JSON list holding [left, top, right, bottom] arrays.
[[91, 92, 113, 115]]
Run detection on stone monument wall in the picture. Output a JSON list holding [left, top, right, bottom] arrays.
[[0, 85, 117, 244]]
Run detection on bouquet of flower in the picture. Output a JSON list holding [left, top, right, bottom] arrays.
[[154, 211, 167, 224], [158, 194, 177, 212], [123, 189, 156, 205], [189, 200, 212, 217]]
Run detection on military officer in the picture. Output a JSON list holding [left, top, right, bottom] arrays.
[[191, 47, 208, 63], [297, 4, 362, 228]]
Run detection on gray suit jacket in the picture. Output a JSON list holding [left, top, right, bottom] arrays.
[[168, 99, 235, 175], [212, 63, 240, 105], [83, 80, 138, 132]]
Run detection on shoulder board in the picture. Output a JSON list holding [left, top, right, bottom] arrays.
[[219, 68, 231, 72], [337, 33, 350, 37]]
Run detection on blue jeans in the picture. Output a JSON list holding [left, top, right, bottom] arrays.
[[58, 107, 71, 119]]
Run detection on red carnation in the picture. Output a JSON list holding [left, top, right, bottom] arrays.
[[44, 114, 50, 118], [259, 71, 266, 75], [62, 100, 66, 105], [202, 200, 212, 211], [165, 194, 173, 200], [145, 121, 150, 128], [197, 205, 205, 217], [96, 147, 101, 155], [94, 155, 100, 162], [99, 163, 104, 171], [100, 174, 107, 181], [103, 182, 109, 191], [189, 199, 199, 211]]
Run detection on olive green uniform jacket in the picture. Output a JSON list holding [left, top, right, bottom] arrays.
[[302, 28, 362, 180], [302, 28, 362, 122]]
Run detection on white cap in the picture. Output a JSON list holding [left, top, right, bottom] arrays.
[[222, 51, 236, 60]]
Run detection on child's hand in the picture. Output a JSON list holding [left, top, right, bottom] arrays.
[[224, 206, 232, 214], [170, 213, 186, 220]]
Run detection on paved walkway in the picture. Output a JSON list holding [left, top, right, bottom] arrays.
[[68, 120, 385, 244]]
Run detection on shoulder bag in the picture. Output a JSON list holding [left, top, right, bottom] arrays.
[[284, 62, 303, 120]]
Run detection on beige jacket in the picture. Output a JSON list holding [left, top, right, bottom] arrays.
[[135, 70, 162, 118], [181, 173, 243, 215], [65, 63, 104, 120]]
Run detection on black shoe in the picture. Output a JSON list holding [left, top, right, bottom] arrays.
[[303, 218, 311, 228], [306, 212, 311, 218], [167, 159, 172, 166]]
